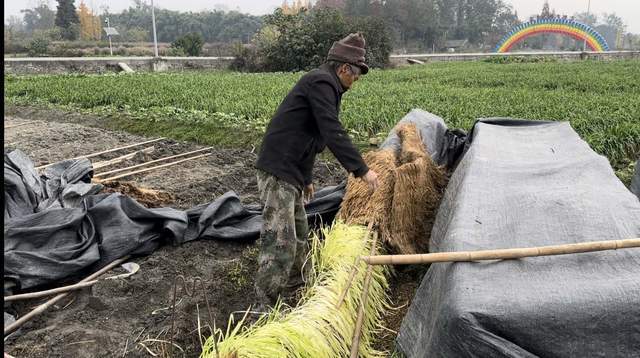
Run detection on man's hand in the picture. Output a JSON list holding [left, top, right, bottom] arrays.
[[304, 184, 314, 204], [362, 169, 379, 192]]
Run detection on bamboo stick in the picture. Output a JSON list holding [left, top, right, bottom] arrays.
[[99, 152, 213, 182], [336, 221, 375, 310], [36, 137, 165, 169], [4, 256, 130, 336], [350, 231, 379, 358], [4, 262, 139, 302], [4, 280, 99, 302], [92, 146, 155, 170], [5, 121, 36, 129], [362, 238, 640, 266], [94, 147, 212, 177]]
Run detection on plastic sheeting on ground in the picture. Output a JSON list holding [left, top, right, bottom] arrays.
[[632, 159, 640, 200], [396, 116, 640, 357], [380, 109, 467, 169], [4, 149, 344, 292]]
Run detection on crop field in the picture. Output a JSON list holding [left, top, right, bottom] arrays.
[[4, 59, 639, 357], [5, 60, 639, 175]]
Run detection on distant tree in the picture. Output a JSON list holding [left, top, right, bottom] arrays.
[[28, 35, 50, 56], [234, 7, 391, 72], [93, 15, 103, 41], [351, 15, 392, 67], [123, 27, 149, 42], [601, 13, 626, 32], [21, 4, 56, 33], [5, 16, 28, 54], [574, 12, 597, 26], [344, 0, 383, 17], [106, 4, 262, 43], [596, 13, 626, 49], [573, 11, 626, 50], [55, 0, 80, 40], [78, 1, 101, 41], [5, 15, 25, 33], [624, 33, 640, 50], [489, 3, 519, 47], [315, 0, 346, 10], [171, 32, 204, 56]]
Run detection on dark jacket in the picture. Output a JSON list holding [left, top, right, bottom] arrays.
[[256, 63, 369, 189]]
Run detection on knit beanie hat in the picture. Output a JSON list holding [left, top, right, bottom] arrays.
[[327, 32, 369, 75]]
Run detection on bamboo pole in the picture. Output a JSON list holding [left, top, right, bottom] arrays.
[[5, 280, 99, 302], [94, 147, 212, 178], [350, 231, 379, 358], [362, 238, 640, 266], [98, 152, 213, 182], [5, 121, 36, 129], [336, 221, 375, 309], [36, 137, 165, 170], [92, 146, 155, 170], [4, 262, 139, 302], [4, 256, 130, 336]]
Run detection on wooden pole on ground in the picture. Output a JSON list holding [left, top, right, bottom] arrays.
[[4, 256, 131, 336], [349, 230, 379, 358], [94, 147, 212, 177], [36, 138, 165, 170], [4, 262, 139, 302], [4, 281, 99, 302], [98, 152, 213, 182], [5, 121, 36, 129], [362, 238, 640, 266], [92, 146, 155, 170]]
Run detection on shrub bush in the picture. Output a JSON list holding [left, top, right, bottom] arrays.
[[234, 8, 392, 72], [171, 32, 204, 56], [28, 37, 50, 56]]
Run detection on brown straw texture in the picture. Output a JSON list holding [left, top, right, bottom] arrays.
[[389, 124, 447, 253], [338, 123, 448, 254]]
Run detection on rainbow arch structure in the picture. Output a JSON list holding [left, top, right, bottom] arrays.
[[494, 18, 610, 53]]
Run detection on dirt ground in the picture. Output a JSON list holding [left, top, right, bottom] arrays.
[[3, 107, 421, 357]]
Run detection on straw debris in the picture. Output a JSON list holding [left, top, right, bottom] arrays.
[[339, 123, 447, 254], [100, 181, 175, 208], [338, 149, 397, 229]]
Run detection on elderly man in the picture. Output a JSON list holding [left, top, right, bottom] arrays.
[[254, 32, 379, 308]]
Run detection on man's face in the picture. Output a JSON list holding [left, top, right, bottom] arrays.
[[337, 63, 361, 90]]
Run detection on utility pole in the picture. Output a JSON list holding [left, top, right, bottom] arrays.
[[105, 17, 113, 56], [583, 0, 591, 51], [151, 0, 159, 57]]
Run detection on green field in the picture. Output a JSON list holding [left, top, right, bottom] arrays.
[[5, 60, 639, 175]]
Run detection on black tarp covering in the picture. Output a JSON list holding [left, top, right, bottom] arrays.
[[4, 149, 344, 292], [397, 116, 640, 357]]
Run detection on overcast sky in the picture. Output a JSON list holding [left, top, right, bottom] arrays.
[[4, 0, 640, 33]]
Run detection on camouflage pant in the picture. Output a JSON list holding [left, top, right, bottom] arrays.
[[255, 170, 310, 305]]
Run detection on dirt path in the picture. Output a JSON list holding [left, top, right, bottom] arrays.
[[4, 107, 420, 357]]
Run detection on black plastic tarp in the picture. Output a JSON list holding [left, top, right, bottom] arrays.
[[4, 149, 344, 292], [396, 116, 640, 357]]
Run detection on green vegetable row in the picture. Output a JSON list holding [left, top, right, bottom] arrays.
[[4, 60, 639, 169]]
